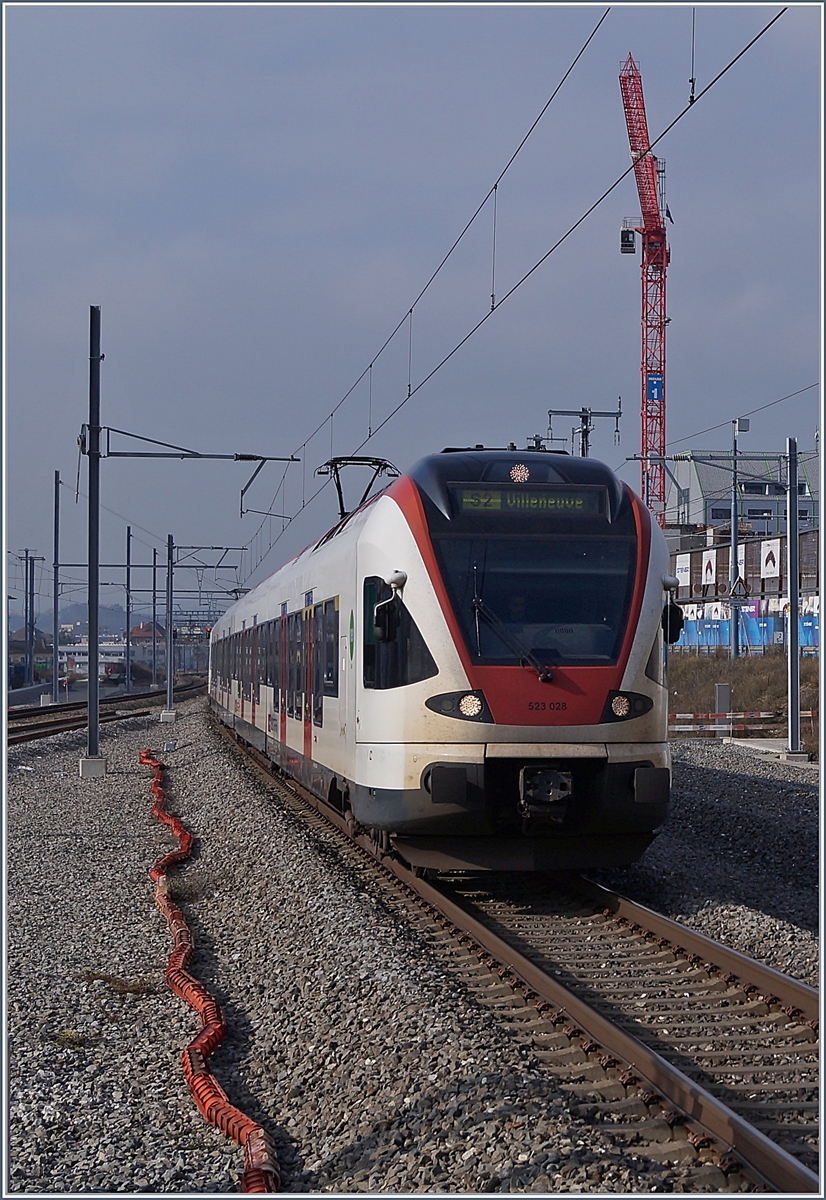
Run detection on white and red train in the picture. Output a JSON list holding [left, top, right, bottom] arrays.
[[209, 447, 682, 871]]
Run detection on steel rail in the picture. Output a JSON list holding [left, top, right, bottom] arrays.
[[407, 871, 820, 1195], [578, 877, 819, 1022], [8, 709, 152, 745], [8, 681, 205, 720]]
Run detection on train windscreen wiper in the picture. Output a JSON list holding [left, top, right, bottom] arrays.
[[471, 595, 554, 684]]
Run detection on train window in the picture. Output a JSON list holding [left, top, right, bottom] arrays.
[[297, 613, 305, 718], [323, 599, 339, 696], [243, 629, 253, 700], [277, 616, 286, 712], [286, 616, 294, 717], [363, 577, 438, 690], [431, 533, 637, 667], [313, 605, 323, 726], [286, 619, 294, 710]]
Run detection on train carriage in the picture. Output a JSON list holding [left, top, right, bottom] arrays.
[[209, 446, 681, 872]]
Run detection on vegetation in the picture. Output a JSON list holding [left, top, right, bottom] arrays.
[[668, 648, 819, 758]]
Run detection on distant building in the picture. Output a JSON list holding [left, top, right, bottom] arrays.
[[664, 449, 818, 537], [8, 628, 52, 687], [8, 628, 52, 660], [59, 643, 127, 678], [129, 621, 166, 667]]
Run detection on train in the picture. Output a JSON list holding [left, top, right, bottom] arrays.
[[208, 446, 683, 872]]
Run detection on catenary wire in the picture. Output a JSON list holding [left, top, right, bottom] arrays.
[[607, 383, 819, 477], [666, 384, 819, 448], [242, 6, 788, 580], [248, 9, 611, 546]]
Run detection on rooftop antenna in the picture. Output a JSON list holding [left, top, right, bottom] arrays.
[[548, 399, 622, 458]]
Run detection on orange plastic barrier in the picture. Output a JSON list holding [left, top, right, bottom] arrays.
[[140, 748, 280, 1193]]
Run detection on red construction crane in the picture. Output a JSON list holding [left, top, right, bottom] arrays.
[[619, 52, 670, 525]]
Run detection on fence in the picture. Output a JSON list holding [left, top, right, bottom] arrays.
[[669, 709, 818, 736], [673, 614, 818, 653]]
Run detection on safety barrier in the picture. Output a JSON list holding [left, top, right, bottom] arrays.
[[140, 748, 280, 1193], [668, 710, 817, 734]]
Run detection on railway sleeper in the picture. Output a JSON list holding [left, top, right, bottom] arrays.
[[607, 1118, 690, 1144], [543, 1061, 612, 1083], [561, 1079, 628, 1102], [631, 1140, 700, 1166], [532, 1045, 591, 1065]]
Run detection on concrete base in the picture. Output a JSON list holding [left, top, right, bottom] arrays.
[[160, 710, 177, 724], [723, 737, 811, 764], [79, 755, 107, 779], [40, 695, 54, 706]]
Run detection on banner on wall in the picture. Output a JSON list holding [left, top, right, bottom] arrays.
[[675, 554, 691, 588], [761, 538, 781, 579], [702, 548, 717, 586]]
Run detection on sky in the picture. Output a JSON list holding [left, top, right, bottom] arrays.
[[4, 2, 822, 625]]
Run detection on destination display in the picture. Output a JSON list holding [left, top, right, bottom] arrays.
[[452, 485, 607, 517]]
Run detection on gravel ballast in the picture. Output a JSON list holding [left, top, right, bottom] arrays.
[[6, 700, 820, 1193], [593, 739, 820, 988]]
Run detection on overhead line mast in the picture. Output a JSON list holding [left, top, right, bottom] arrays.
[[619, 53, 670, 526]]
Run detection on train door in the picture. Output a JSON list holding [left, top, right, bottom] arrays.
[[279, 614, 288, 744], [265, 619, 277, 740], [239, 628, 247, 722], [251, 623, 258, 726], [303, 606, 313, 760], [340, 633, 348, 737]]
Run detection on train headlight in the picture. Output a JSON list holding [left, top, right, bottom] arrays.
[[510, 463, 530, 483], [425, 690, 492, 722], [601, 691, 654, 722], [458, 693, 483, 718]]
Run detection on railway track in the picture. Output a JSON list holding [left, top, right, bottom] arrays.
[[428, 875, 819, 1191], [7, 683, 206, 745], [219, 719, 819, 1194]]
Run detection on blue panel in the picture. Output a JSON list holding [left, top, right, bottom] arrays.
[[646, 373, 663, 402]]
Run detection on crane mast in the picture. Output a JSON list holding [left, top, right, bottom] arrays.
[[619, 53, 670, 526]]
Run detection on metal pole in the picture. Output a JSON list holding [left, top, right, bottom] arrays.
[[165, 533, 174, 714], [152, 547, 157, 688], [730, 421, 739, 659], [22, 550, 30, 686], [86, 305, 102, 761], [125, 526, 131, 694], [787, 437, 800, 753], [53, 472, 60, 702], [27, 554, 36, 686]]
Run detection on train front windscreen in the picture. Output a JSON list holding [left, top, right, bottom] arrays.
[[431, 484, 637, 667]]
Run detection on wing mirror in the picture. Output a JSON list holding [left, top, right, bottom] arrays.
[[374, 595, 400, 643], [662, 600, 685, 644], [374, 570, 407, 643]]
